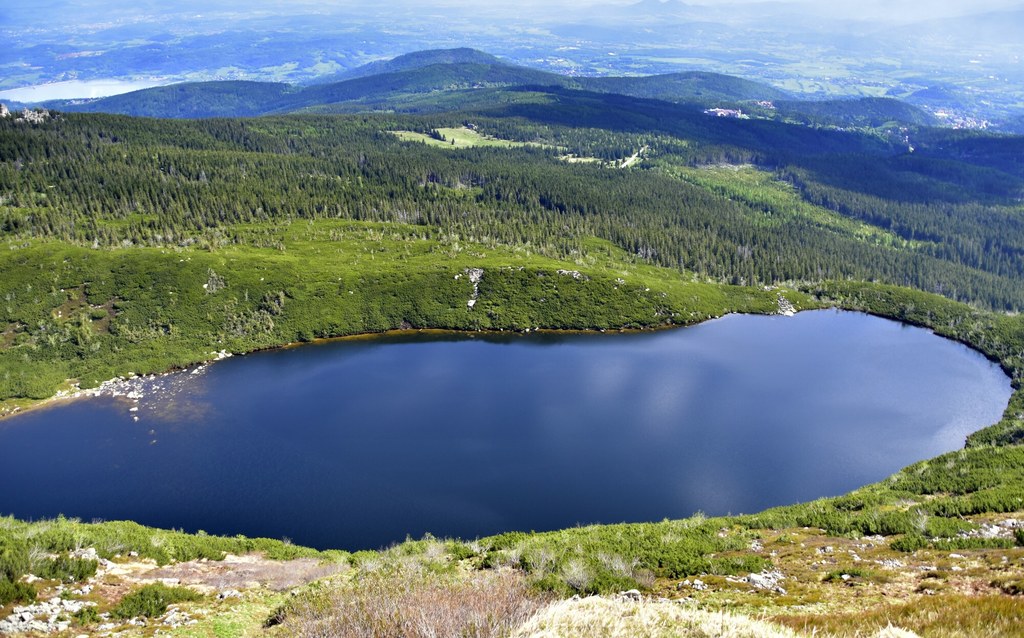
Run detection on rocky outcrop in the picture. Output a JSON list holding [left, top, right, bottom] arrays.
[[0, 597, 97, 635], [724, 569, 787, 595], [776, 294, 796, 316], [457, 267, 484, 308], [17, 108, 51, 124]]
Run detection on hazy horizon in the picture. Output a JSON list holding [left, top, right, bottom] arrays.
[[2, 0, 1022, 118], [5, 0, 1023, 27]]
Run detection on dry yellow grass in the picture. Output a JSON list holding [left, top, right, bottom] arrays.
[[277, 565, 546, 638], [511, 596, 927, 638], [776, 594, 1024, 638], [512, 596, 803, 638]]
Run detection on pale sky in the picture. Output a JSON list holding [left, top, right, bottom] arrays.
[[6, 0, 1023, 24]]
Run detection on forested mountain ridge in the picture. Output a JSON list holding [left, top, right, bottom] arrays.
[[771, 97, 938, 128], [44, 57, 788, 119], [33, 48, 964, 139], [314, 47, 509, 82], [43, 81, 295, 119]]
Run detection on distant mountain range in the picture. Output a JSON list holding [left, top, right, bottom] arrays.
[[36, 48, 935, 129]]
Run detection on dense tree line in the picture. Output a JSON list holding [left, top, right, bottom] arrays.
[[1, 110, 1022, 309]]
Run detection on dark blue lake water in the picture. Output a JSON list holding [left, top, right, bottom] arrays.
[[0, 310, 1011, 550]]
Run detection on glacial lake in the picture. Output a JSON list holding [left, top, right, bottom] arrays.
[[0, 310, 1012, 550]]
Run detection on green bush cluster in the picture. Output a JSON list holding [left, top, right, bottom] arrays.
[[73, 606, 100, 625], [0, 516, 331, 570], [33, 554, 98, 583], [889, 534, 929, 553], [0, 579, 36, 606], [891, 533, 1016, 553], [111, 583, 202, 619], [480, 517, 768, 595], [932, 537, 1016, 551], [0, 531, 34, 605]]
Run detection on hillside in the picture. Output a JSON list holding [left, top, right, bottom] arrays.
[[773, 97, 938, 128], [578, 71, 790, 104], [289, 62, 562, 112], [52, 81, 294, 119], [317, 46, 508, 82], [2, 67, 1024, 636], [1, 95, 1023, 409]]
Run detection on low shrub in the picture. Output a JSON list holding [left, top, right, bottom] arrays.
[[925, 517, 975, 538], [0, 534, 30, 582], [0, 579, 36, 606], [932, 537, 1016, 551], [891, 533, 928, 553], [73, 606, 100, 625], [890, 533, 1015, 553], [446, 542, 478, 561], [111, 583, 202, 619], [34, 554, 98, 583], [992, 578, 1024, 596]]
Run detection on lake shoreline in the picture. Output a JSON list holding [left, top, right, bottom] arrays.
[[0, 307, 766, 423], [0, 300, 1014, 434], [2, 307, 1010, 551]]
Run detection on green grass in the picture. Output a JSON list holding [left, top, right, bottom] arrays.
[[662, 163, 918, 248], [0, 515, 335, 568], [184, 594, 289, 638], [391, 126, 540, 149], [391, 127, 613, 164]]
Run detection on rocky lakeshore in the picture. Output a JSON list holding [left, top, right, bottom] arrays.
[[0, 351, 233, 423]]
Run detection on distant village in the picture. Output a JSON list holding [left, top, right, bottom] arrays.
[[703, 107, 750, 119]]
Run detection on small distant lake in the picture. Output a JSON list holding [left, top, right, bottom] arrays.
[[0, 79, 169, 102], [0, 310, 1011, 550]]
